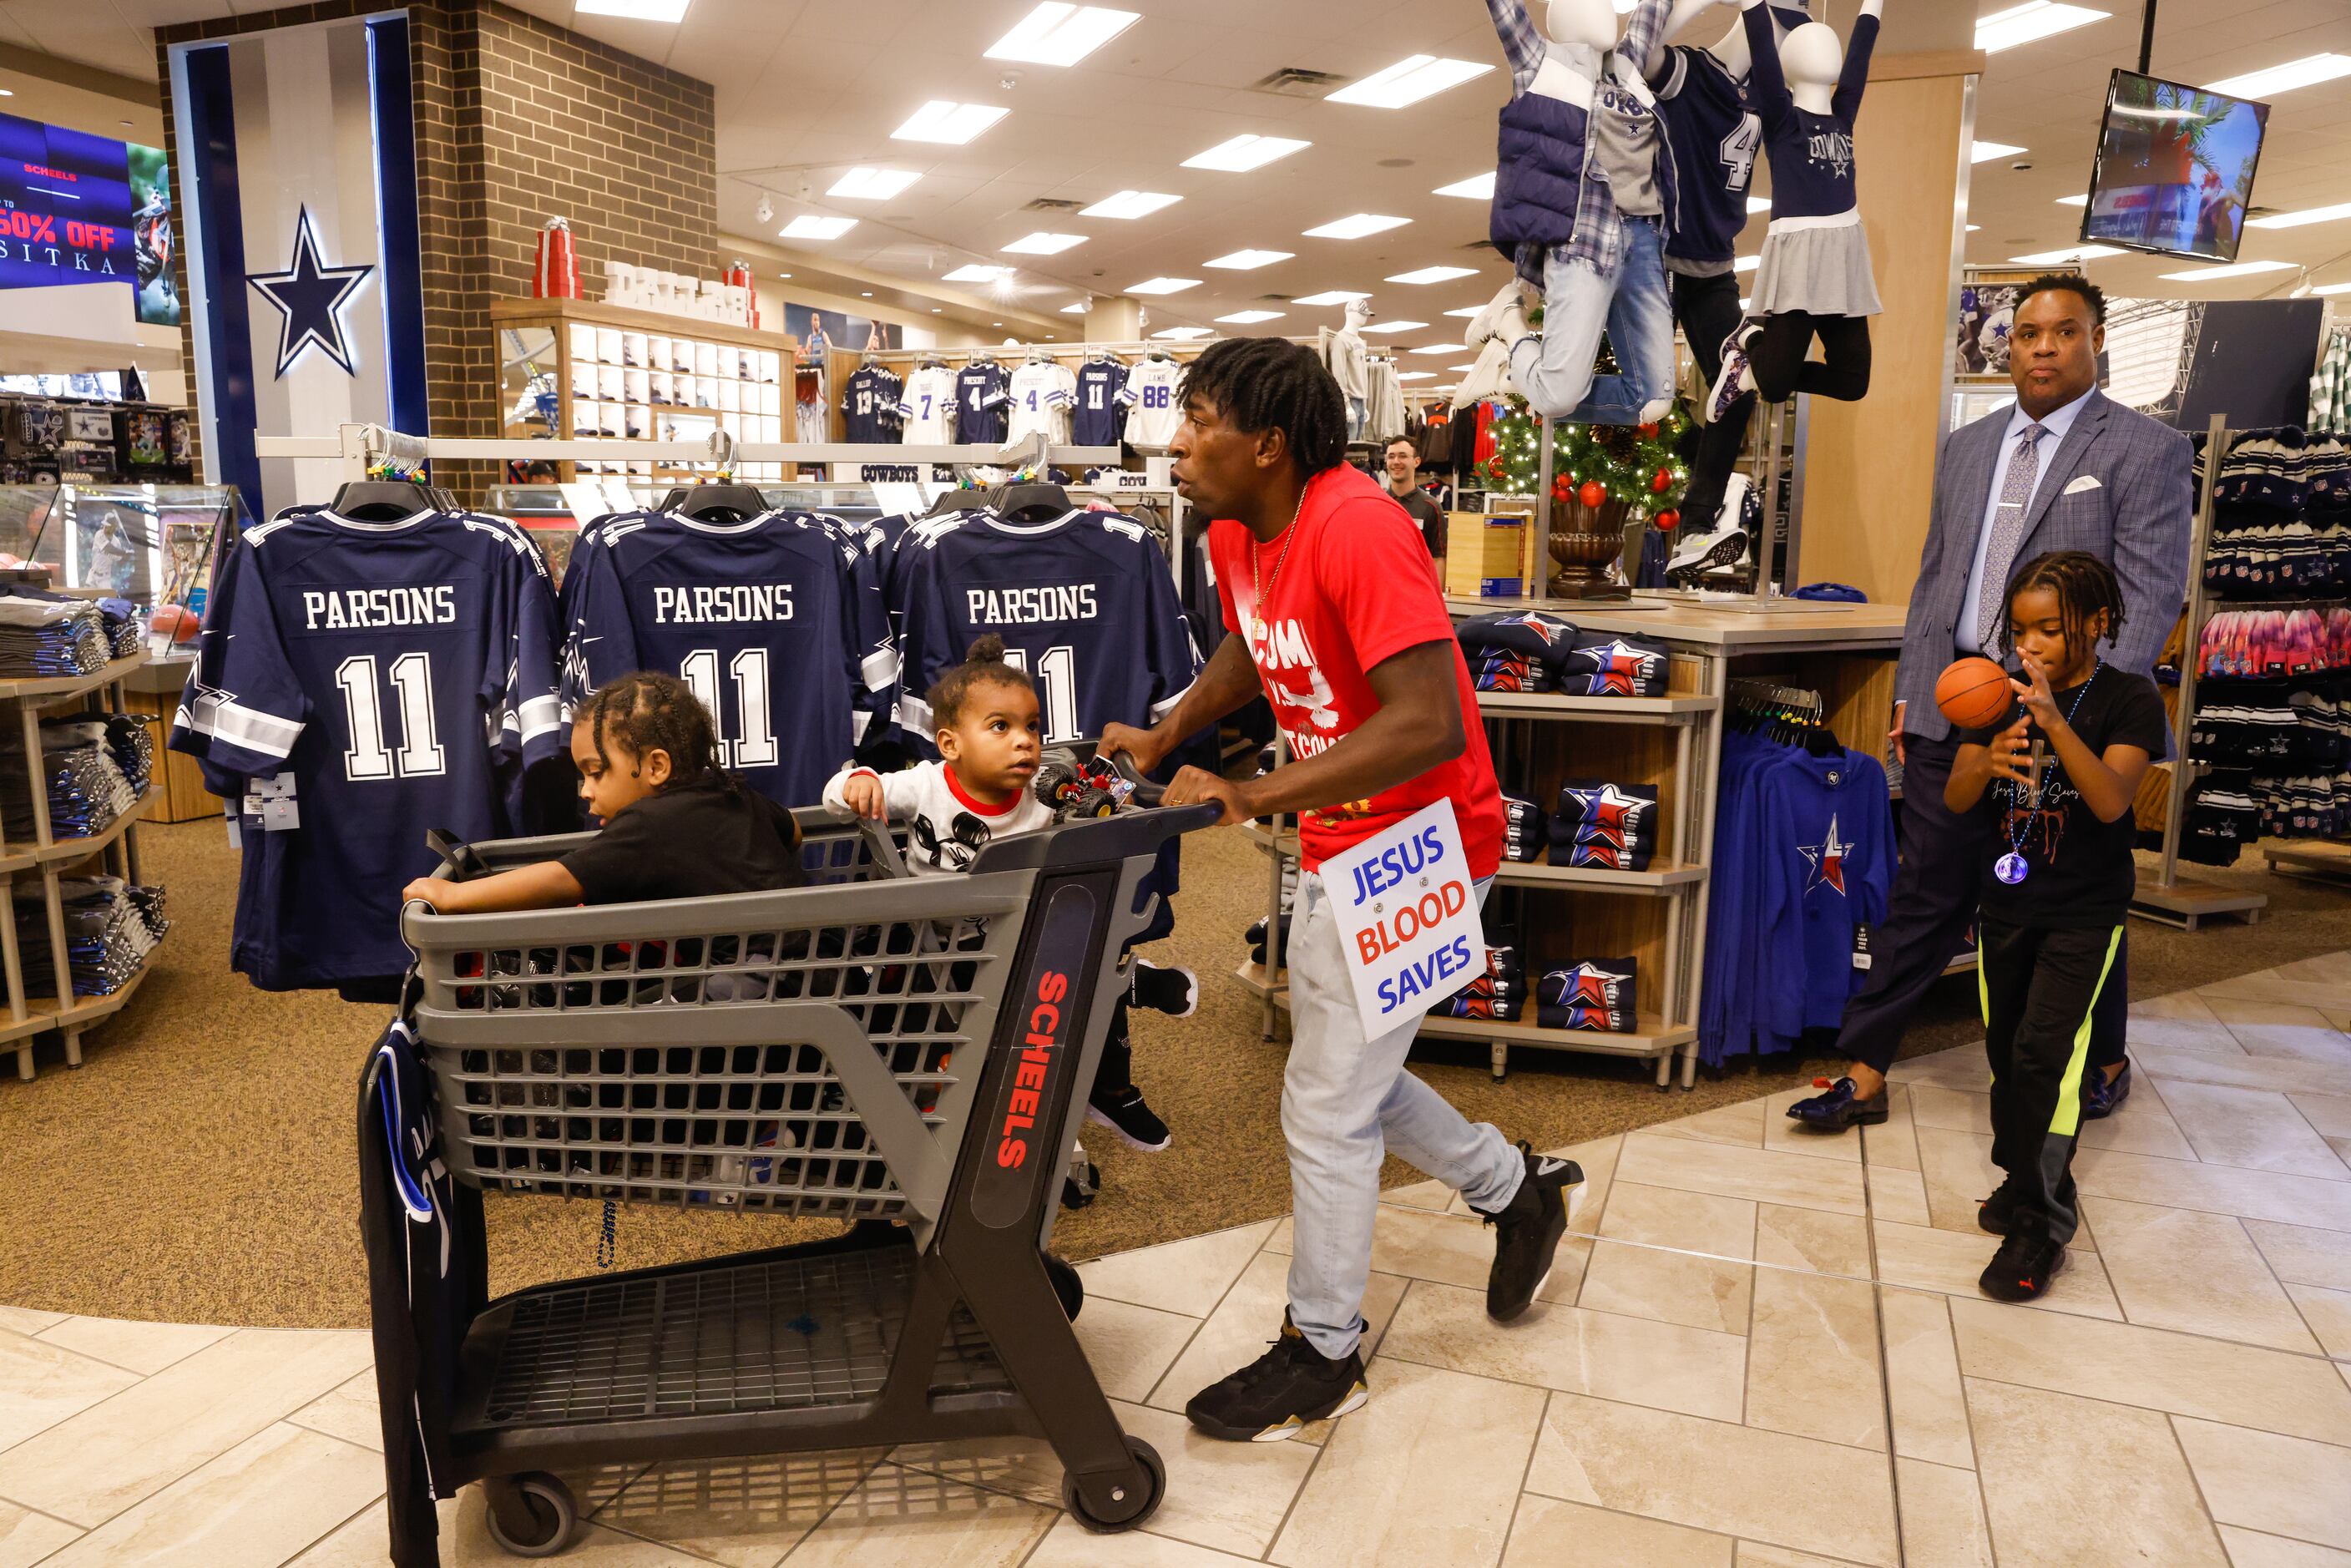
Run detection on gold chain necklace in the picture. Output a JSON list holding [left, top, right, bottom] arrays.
[[1249, 481, 1311, 643]]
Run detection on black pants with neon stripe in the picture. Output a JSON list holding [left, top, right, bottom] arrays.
[[1981, 918, 2124, 1247]]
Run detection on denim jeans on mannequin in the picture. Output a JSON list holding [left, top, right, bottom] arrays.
[[1282, 873, 1519, 1360], [1508, 214, 1676, 426]]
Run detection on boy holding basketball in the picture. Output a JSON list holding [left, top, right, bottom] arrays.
[[1941, 551, 2166, 1301]]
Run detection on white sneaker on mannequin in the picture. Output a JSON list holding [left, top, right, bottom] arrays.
[[1451, 336, 1514, 410], [1466, 279, 1533, 348], [1666, 473, 1752, 578]]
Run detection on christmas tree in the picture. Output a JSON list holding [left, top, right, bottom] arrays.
[[1478, 397, 1693, 529]]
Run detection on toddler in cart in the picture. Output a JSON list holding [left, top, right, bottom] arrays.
[[401, 670, 809, 914], [823, 634, 1191, 1161]]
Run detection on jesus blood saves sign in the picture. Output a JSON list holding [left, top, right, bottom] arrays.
[[1321, 800, 1487, 1034]]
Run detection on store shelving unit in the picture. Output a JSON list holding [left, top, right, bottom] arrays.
[[1, 650, 160, 1080]]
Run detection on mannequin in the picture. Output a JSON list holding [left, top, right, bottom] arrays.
[[1706, 0, 1885, 424], [1329, 301, 1372, 440], [1466, 0, 1678, 427]]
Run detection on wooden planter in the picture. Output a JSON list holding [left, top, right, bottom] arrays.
[[1547, 495, 1637, 600]]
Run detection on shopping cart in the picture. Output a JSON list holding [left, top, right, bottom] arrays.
[[361, 758, 1213, 1560]]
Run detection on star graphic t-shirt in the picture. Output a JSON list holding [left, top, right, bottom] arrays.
[[1209, 463, 1504, 877], [1961, 668, 2167, 928]]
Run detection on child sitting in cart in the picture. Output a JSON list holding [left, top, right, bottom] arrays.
[[402, 670, 807, 913], [824, 634, 1183, 1157]]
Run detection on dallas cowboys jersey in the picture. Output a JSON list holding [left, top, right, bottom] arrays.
[[1073, 361, 1128, 447], [841, 365, 904, 443], [899, 365, 958, 444], [558, 509, 894, 808], [955, 363, 1010, 446], [1005, 360, 1076, 445], [169, 507, 564, 989], [1120, 357, 1185, 448], [892, 507, 1200, 743], [1656, 44, 1760, 271]]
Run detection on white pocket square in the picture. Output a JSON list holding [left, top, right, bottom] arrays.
[[2061, 474, 2102, 494]]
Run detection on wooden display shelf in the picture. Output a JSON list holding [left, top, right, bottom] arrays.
[[1233, 959, 1286, 999], [0, 651, 148, 703], [1239, 822, 1703, 893], [490, 295, 795, 355], [1475, 689, 1715, 721], [2131, 870, 2267, 931], [0, 789, 159, 873], [3, 951, 156, 1076], [1415, 1009, 1693, 1060], [2261, 837, 2351, 884]]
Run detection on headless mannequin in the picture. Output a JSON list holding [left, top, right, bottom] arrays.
[[1332, 301, 1372, 439]]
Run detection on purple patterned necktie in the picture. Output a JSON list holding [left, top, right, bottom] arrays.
[[1977, 423, 2045, 649]]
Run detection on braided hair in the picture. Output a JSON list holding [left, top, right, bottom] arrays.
[[579, 670, 731, 792], [1179, 337, 1347, 475], [925, 634, 1036, 731], [2001, 549, 2125, 661]]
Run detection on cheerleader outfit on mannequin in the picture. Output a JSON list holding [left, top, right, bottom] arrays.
[[1719, 0, 1881, 414]]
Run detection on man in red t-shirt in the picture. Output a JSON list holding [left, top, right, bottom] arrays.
[[1103, 339, 1585, 1444]]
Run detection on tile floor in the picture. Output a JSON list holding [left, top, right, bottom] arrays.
[[6, 959, 2351, 1565]]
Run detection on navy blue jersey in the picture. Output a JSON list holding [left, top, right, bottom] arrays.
[[1744, 6, 1876, 220], [170, 508, 563, 989], [954, 364, 1010, 446], [559, 509, 894, 807], [1656, 45, 1759, 268], [1072, 362, 1129, 447], [893, 507, 1199, 744], [841, 366, 904, 443]]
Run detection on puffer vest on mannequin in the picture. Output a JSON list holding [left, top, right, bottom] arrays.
[[1491, 83, 1592, 250]]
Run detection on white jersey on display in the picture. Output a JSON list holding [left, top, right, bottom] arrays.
[[1005, 361, 1076, 444], [899, 365, 959, 444], [1121, 357, 1184, 448]]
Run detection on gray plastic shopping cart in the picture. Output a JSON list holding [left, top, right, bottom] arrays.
[[361, 768, 1213, 1559]]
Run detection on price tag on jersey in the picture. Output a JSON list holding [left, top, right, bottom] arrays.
[[253, 771, 300, 832], [1319, 799, 1486, 1035], [1852, 922, 1874, 971]]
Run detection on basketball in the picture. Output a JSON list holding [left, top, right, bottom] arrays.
[[1935, 656, 2015, 730]]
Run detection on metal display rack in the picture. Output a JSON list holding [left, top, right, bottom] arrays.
[[2, 651, 159, 1080]]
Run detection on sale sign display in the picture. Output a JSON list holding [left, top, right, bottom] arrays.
[[1319, 800, 1487, 1035], [0, 112, 137, 292]]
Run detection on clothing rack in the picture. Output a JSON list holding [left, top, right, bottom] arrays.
[[254, 424, 1119, 474]]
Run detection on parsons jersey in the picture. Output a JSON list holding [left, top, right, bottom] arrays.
[[1073, 361, 1127, 447], [559, 509, 894, 808], [1657, 45, 1760, 270], [841, 365, 904, 443], [899, 365, 958, 444], [1005, 360, 1076, 445], [955, 364, 1009, 446], [1120, 357, 1184, 448], [893, 507, 1199, 746], [170, 508, 563, 989]]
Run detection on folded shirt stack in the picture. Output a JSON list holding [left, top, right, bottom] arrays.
[[1548, 779, 1659, 871], [1457, 611, 1578, 693], [1536, 955, 1639, 1033], [14, 874, 166, 997], [0, 726, 141, 842], [0, 592, 109, 678], [1556, 632, 1671, 699], [97, 598, 142, 660], [1438, 937, 1525, 1022], [1501, 793, 1549, 862]]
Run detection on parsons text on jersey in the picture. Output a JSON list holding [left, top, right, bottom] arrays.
[[653, 583, 796, 625], [301, 585, 459, 630]]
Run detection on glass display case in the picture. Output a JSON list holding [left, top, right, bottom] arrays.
[[0, 484, 243, 639]]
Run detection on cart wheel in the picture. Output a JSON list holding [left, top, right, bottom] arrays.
[[1061, 1434, 1165, 1533], [1044, 1249, 1083, 1321], [483, 1474, 577, 1557]]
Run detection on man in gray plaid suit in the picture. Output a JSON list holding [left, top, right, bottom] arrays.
[[1788, 274, 2193, 1132]]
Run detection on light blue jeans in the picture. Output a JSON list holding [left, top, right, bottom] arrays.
[[1283, 873, 1519, 1358], [1509, 214, 1676, 425]]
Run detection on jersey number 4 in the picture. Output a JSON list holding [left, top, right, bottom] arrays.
[[337, 653, 446, 781], [1720, 114, 1762, 191], [680, 647, 778, 769], [997, 643, 1079, 745]]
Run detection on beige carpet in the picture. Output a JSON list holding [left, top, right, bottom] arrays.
[[0, 817, 2328, 1329]]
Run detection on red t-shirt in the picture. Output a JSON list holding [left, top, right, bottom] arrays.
[[1211, 463, 1504, 878]]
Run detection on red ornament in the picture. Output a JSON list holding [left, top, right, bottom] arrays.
[[1637, 422, 1659, 438], [1651, 465, 1673, 493], [1578, 479, 1606, 508], [1655, 508, 1681, 532], [1551, 473, 1573, 499]]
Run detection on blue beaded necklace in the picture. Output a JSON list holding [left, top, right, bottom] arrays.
[[1995, 659, 2101, 886]]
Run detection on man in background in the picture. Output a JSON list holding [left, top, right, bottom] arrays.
[[1384, 436, 1447, 578]]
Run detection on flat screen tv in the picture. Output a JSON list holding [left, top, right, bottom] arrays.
[[2081, 69, 2269, 263]]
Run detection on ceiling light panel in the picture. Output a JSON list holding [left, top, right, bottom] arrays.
[[1732, 255, 1760, 272], [780, 215, 857, 240], [1204, 249, 1294, 270], [1747, 196, 1772, 213], [827, 166, 920, 200], [1974, 3, 2108, 53], [1153, 326, 1214, 340], [1216, 309, 1287, 323], [2247, 201, 2351, 230], [1294, 290, 1373, 306], [2313, 281, 2351, 296], [1357, 320, 1428, 334], [2055, 194, 2088, 206], [892, 100, 1009, 144], [1388, 265, 1479, 285], [1409, 342, 1468, 354], [983, 4, 1140, 66], [2206, 53, 2351, 99], [1326, 55, 1493, 109], [1060, 301, 1091, 313], [1442, 305, 1483, 317], [2156, 258, 2296, 280], [2008, 243, 2123, 263], [1970, 140, 2027, 162], [1082, 190, 1181, 220], [1395, 371, 1436, 381], [1433, 172, 1495, 199], [577, 0, 690, 18], [943, 264, 1011, 282], [1303, 213, 1409, 240], [1003, 231, 1088, 254], [1128, 276, 1200, 295], [1185, 134, 1311, 172]]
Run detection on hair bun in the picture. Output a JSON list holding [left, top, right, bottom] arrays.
[[964, 633, 1009, 664]]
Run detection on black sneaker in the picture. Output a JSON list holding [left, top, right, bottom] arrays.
[[1474, 1142, 1585, 1322], [1129, 959, 1199, 1018], [1186, 1315, 1368, 1442], [1979, 1176, 2072, 1237], [1086, 1085, 1171, 1152], [1980, 1230, 2066, 1302]]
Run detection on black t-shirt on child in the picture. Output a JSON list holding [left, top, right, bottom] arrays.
[[1962, 668, 2167, 928], [559, 775, 808, 904]]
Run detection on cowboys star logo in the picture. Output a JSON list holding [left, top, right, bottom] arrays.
[[1580, 640, 1658, 696], [1494, 612, 1570, 645], [245, 206, 374, 378], [1564, 781, 1651, 852], [1798, 813, 1851, 895]]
